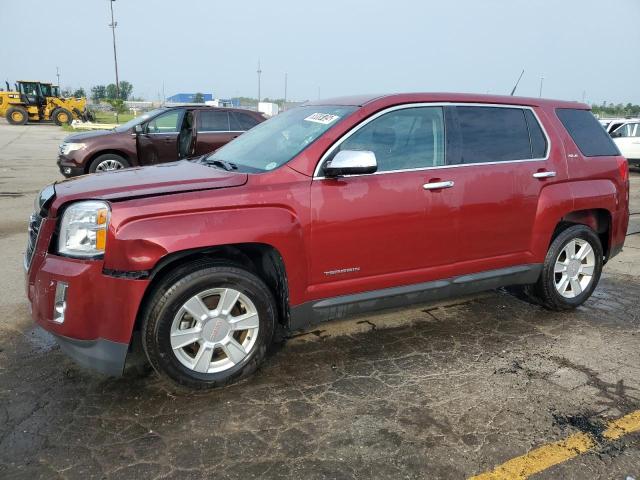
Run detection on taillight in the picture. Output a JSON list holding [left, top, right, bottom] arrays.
[[617, 157, 629, 183]]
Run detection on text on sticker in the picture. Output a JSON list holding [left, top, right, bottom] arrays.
[[304, 113, 340, 125]]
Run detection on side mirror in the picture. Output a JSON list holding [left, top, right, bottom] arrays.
[[133, 124, 143, 134], [324, 150, 377, 177]]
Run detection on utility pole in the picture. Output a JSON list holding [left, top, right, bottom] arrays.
[[256, 60, 262, 104], [539, 75, 544, 98], [283, 72, 287, 111], [109, 0, 120, 101], [56, 67, 60, 87]]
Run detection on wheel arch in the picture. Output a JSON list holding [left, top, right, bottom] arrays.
[[552, 208, 612, 261], [532, 180, 617, 262], [132, 243, 291, 336]]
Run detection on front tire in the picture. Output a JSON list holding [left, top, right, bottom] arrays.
[[529, 225, 603, 311], [88, 153, 130, 173], [142, 262, 276, 389], [53, 108, 72, 125]]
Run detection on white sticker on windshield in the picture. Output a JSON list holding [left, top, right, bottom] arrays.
[[304, 113, 340, 125], [265, 162, 278, 170]]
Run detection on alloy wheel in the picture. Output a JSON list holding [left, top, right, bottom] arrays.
[[170, 288, 260, 373], [95, 159, 124, 171], [553, 238, 596, 298]]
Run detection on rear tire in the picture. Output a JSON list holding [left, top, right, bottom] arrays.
[[6, 106, 28, 125], [526, 225, 603, 311], [53, 108, 72, 125], [142, 262, 276, 389], [88, 153, 129, 173]]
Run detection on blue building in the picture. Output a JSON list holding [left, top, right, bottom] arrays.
[[166, 93, 214, 103]]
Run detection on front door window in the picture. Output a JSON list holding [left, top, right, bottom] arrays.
[[146, 110, 182, 134]]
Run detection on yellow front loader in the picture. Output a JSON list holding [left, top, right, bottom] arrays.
[[0, 81, 92, 125], [40, 82, 93, 123]]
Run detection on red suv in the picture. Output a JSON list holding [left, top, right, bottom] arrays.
[[57, 106, 265, 177], [26, 93, 629, 389]]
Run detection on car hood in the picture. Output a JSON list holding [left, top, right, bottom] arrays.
[[51, 160, 247, 211], [63, 129, 117, 142]]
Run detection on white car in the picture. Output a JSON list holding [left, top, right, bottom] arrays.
[[609, 120, 640, 167]]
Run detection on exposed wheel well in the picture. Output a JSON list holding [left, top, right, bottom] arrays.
[[552, 209, 611, 261], [134, 243, 290, 334], [86, 150, 130, 173]]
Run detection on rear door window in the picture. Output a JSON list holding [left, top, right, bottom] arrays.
[[556, 108, 620, 156], [198, 110, 230, 132], [455, 106, 532, 163], [230, 112, 260, 131]]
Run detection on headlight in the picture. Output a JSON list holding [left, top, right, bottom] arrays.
[[58, 201, 110, 258], [60, 142, 85, 155]]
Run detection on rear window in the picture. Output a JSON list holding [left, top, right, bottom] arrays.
[[556, 108, 620, 157], [456, 106, 532, 163], [230, 112, 260, 131]]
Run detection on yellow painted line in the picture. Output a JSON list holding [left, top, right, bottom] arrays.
[[469, 409, 640, 480], [469, 432, 595, 480], [603, 410, 640, 440]]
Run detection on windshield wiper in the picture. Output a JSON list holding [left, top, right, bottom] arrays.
[[202, 157, 238, 171]]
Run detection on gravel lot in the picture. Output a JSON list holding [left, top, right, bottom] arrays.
[[0, 121, 639, 479]]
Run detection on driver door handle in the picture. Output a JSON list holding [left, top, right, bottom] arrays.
[[532, 171, 556, 179], [423, 181, 454, 190]]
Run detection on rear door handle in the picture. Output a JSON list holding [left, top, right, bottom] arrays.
[[532, 171, 556, 179], [423, 181, 454, 190]]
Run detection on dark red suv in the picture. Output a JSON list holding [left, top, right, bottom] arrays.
[[27, 93, 629, 389], [57, 106, 265, 177]]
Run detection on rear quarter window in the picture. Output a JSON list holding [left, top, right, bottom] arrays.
[[524, 109, 547, 158], [556, 108, 620, 157]]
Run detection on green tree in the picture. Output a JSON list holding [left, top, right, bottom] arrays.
[[118, 81, 133, 101], [105, 81, 133, 101], [91, 85, 106, 102], [105, 98, 128, 123], [193, 92, 205, 103], [592, 102, 640, 118], [106, 83, 118, 100], [72, 88, 86, 98]]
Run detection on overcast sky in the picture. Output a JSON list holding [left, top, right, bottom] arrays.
[[1, 0, 638, 104]]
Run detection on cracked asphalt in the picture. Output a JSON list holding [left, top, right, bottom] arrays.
[[1, 121, 640, 479]]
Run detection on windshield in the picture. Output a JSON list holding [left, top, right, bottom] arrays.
[[205, 105, 357, 172], [115, 108, 166, 132]]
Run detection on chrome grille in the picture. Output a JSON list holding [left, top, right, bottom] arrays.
[[25, 212, 43, 270]]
